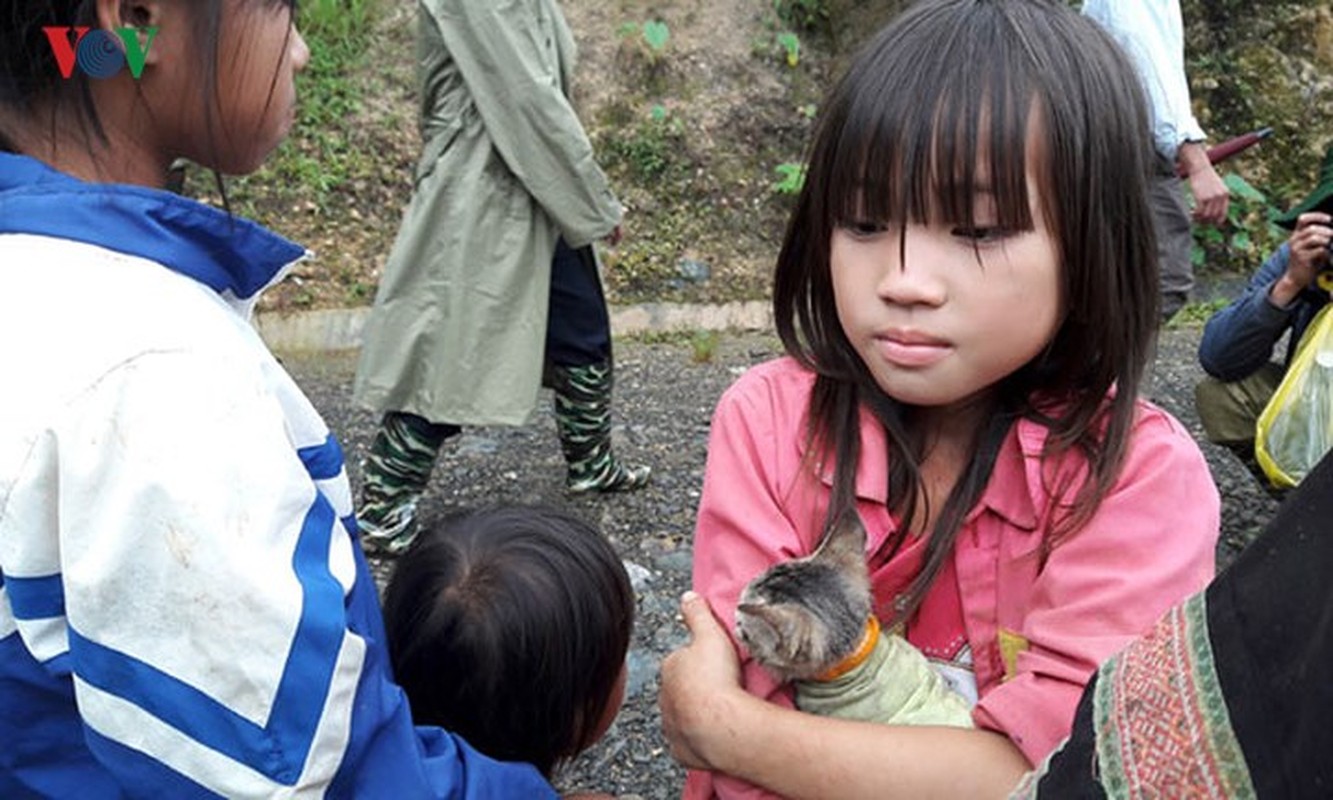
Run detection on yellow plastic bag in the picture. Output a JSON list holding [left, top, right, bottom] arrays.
[[1256, 305, 1333, 488]]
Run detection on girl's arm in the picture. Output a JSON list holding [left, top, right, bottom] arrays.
[[1198, 243, 1300, 380], [661, 593, 1031, 800]]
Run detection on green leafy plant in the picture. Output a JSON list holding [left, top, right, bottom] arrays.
[[643, 20, 670, 53], [1190, 171, 1286, 275], [773, 162, 807, 195], [619, 19, 671, 62], [224, 0, 382, 215], [773, 0, 828, 31], [690, 330, 721, 363], [1165, 297, 1229, 329], [605, 105, 685, 181], [775, 31, 801, 67]]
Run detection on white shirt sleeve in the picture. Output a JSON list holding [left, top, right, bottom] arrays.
[[1082, 0, 1206, 161]]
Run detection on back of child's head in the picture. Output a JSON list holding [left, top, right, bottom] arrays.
[[0, 0, 300, 176], [382, 505, 634, 777], [2, 1, 105, 113], [2, 2, 200, 145], [776, 0, 1158, 414]]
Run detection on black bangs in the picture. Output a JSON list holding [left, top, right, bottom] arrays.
[[819, 1, 1043, 236]]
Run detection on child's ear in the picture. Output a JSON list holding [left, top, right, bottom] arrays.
[[95, 0, 165, 65]]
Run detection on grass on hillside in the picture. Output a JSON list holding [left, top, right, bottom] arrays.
[[225, 0, 385, 214]]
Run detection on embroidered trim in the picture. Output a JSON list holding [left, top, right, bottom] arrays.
[[1093, 593, 1256, 799], [814, 616, 880, 682]]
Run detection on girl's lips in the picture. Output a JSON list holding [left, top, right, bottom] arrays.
[[874, 333, 952, 368]]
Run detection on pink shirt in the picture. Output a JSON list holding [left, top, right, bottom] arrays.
[[686, 359, 1219, 799]]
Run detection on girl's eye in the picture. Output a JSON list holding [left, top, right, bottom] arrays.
[[950, 225, 1010, 243], [843, 220, 888, 238]]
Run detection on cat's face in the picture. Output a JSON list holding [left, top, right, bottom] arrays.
[[736, 557, 872, 682]]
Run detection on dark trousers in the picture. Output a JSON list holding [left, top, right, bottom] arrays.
[[1149, 156, 1194, 322], [381, 238, 612, 438], [546, 238, 612, 368]]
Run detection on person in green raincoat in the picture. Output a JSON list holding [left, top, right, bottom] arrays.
[[353, 0, 649, 554]]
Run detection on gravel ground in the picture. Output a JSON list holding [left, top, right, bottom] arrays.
[[282, 322, 1278, 799]]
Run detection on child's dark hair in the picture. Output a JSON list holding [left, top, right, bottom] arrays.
[[773, 0, 1158, 623], [0, 0, 295, 168], [382, 505, 635, 777]]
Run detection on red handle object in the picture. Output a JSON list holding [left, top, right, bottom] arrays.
[[1176, 127, 1273, 177]]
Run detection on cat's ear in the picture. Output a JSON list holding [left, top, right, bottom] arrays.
[[814, 512, 867, 574]]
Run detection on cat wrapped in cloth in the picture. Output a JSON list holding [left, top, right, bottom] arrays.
[[735, 514, 974, 727]]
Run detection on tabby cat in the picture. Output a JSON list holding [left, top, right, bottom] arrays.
[[735, 514, 974, 726]]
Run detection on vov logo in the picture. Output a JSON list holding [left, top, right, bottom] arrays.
[[43, 27, 159, 79]]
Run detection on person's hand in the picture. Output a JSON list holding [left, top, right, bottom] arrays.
[[1272, 212, 1333, 305], [604, 224, 623, 247], [1185, 157, 1230, 225], [658, 591, 745, 771]]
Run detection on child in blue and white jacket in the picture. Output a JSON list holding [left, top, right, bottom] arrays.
[[0, 1, 561, 797]]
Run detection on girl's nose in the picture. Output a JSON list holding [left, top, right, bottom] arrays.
[[876, 230, 948, 307], [290, 26, 311, 73]]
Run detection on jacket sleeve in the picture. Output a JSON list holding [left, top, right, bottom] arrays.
[[427, 0, 621, 248], [686, 368, 817, 800], [34, 349, 555, 798], [1198, 245, 1298, 381], [972, 408, 1219, 764], [1081, 0, 1204, 160]]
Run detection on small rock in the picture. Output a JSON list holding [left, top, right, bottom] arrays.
[[624, 559, 654, 592], [675, 258, 711, 284], [654, 550, 693, 574]]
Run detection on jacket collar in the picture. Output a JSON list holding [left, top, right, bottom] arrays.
[[810, 403, 1040, 532], [0, 153, 306, 306]]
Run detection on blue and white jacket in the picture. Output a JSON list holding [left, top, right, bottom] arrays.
[[0, 153, 556, 799]]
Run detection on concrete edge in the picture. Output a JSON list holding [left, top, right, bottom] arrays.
[[254, 300, 774, 354]]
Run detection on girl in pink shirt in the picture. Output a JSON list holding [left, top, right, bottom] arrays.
[[658, 1, 1220, 798]]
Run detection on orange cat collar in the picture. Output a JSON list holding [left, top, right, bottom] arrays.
[[813, 615, 881, 682]]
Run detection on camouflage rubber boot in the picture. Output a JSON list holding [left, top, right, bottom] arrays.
[[357, 412, 458, 556], [550, 362, 651, 493]]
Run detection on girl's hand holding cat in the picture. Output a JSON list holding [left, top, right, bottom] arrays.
[[659, 591, 754, 771]]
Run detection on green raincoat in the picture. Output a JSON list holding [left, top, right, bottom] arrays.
[[353, 0, 622, 425]]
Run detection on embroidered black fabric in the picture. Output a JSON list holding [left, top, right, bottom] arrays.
[[1026, 452, 1333, 798]]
